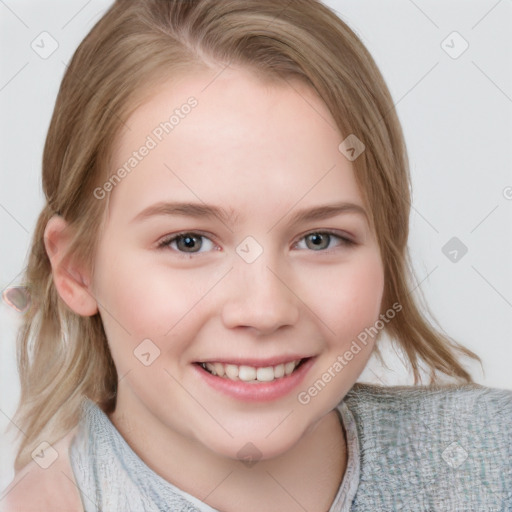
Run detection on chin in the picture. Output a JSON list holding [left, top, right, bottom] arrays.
[[198, 421, 310, 464]]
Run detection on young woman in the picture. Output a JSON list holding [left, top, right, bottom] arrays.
[[2, 1, 510, 510]]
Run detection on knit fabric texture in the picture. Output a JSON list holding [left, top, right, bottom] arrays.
[[345, 383, 512, 511], [69, 383, 512, 511]]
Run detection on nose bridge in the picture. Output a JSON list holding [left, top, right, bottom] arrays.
[[241, 258, 283, 301], [221, 251, 299, 333]]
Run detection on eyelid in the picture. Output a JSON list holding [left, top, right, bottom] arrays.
[[157, 230, 219, 253], [292, 229, 356, 248], [156, 228, 357, 256], [296, 228, 356, 243]]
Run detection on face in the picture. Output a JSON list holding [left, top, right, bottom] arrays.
[[89, 67, 384, 460]]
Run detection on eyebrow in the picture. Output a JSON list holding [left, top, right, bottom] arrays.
[[131, 201, 234, 224], [285, 202, 368, 226], [131, 201, 368, 226]]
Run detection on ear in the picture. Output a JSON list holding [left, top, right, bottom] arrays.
[[44, 215, 98, 317]]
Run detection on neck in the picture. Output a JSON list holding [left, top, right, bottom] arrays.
[[109, 391, 347, 512]]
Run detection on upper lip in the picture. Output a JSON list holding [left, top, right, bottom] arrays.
[[195, 355, 313, 367]]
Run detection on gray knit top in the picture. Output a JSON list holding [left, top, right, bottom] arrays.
[[69, 383, 512, 511]]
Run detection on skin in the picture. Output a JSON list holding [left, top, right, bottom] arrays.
[[45, 66, 385, 512]]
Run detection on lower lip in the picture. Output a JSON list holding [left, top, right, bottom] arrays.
[[193, 358, 315, 402]]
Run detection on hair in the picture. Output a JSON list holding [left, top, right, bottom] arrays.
[[10, 0, 481, 470]]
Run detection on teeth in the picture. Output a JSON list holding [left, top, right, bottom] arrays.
[[273, 364, 285, 378], [284, 361, 296, 376], [256, 367, 275, 382], [200, 359, 303, 382], [214, 362, 225, 377], [238, 366, 257, 381], [205, 363, 216, 375], [225, 364, 239, 380]]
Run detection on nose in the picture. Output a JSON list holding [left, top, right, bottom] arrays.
[[220, 260, 300, 335]]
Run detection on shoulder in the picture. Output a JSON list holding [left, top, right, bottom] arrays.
[[0, 428, 83, 512], [344, 381, 512, 421], [344, 381, 512, 445], [343, 383, 512, 510]]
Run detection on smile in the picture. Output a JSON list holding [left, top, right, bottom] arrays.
[[199, 359, 304, 383], [193, 356, 314, 402]]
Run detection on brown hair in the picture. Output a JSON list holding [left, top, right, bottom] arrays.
[[10, 0, 481, 470]]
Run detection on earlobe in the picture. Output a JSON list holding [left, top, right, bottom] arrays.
[[44, 215, 98, 317]]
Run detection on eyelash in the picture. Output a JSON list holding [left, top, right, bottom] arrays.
[[157, 230, 356, 255]]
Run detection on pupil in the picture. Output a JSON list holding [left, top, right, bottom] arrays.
[[178, 234, 201, 252], [307, 233, 329, 250]]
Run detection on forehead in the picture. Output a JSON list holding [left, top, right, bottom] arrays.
[[107, 66, 365, 223]]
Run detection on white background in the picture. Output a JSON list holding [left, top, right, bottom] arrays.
[[1, 0, 511, 491]]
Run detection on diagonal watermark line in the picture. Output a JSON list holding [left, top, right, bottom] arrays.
[[281, 76, 338, 131], [265, 266, 336, 335], [471, 265, 512, 308], [265, 471, 309, 512], [60, 470, 98, 509], [263, 0, 294, 29], [85, 7, 109, 26], [117, 368, 132, 384], [164, 267, 233, 336], [87, 7, 108, 25], [0, 0, 29, 28], [164, 164, 234, 233], [472, 61, 512, 105], [0, 472, 28, 502], [0, 62, 29, 92], [469, 204, 499, 233], [265, 409, 294, 438], [267, 164, 336, 233], [412, 205, 439, 234], [407, 0, 439, 28], [0, 407, 26, 437], [163, 368, 234, 438], [61, 0, 92, 29], [2, 266, 27, 295], [394, 61, 440, 108], [200, 61, 231, 94], [201, 470, 233, 502], [399, 192, 438, 238], [370, 62, 439, 132], [471, 0, 503, 30], [407, 265, 439, 296], [0, 203, 29, 233], [368, 367, 389, 386]]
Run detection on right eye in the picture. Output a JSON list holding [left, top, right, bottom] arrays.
[[158, 232, 216, 254]]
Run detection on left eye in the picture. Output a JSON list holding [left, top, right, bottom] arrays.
[[295, 232, 352, 251]]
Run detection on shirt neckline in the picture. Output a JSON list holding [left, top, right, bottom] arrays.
[[329, 400, 361, 511], [70, 397, 360, 511]]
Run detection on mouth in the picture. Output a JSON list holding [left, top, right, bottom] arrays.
[[194, 356, 315, 402], [196, 358, 309, 383]]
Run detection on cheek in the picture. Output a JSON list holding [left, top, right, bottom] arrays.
[[310, 251, 384, 340], [91, 247, 221, 355]]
